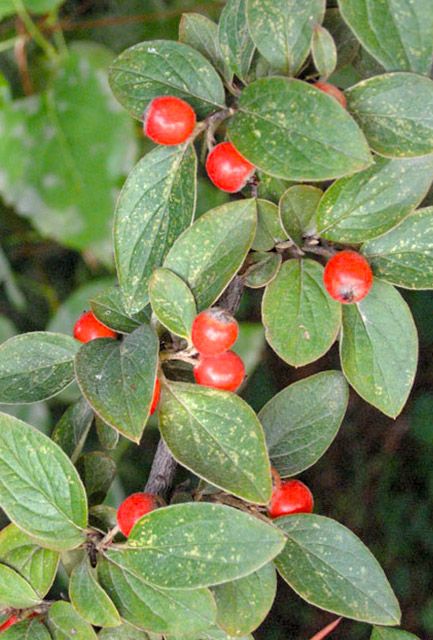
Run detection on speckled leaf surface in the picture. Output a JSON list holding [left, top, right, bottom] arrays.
[[229, 78, 372, 181], [244, 252, 281, 289], [0, 332, 78, 404], [262, 259, 341, 367], [0, 563, 40, 608], [252, 200, 286, 252], [105, 503, 285, 589], [0, 412, 87, 550], [259, 371, 349, 477], [52, 397, 94, 461], [159, 381, 272, 504], [316, 155, 433, 242], [370, 628, 420, 640], [0, 523, 59, 598], [69, 558, 121, 628], [76, 452, 116, 507], [275, 514, 401, 624], [312, 25, 337, 78], [346, 73, 433, 157], [218, 0, 255, 84], [99, 623, 149, 639], [338, 0, 433, 75], [340, 280, 418, 418], [98, 557, 216, 635], [0, 619, 51, 639], [114, 144, 196, 314], [75, 325, 159, 443], [91, 286, 150, 334], [246, 0, 325, 75], [109, 40, 225, 120], [48, 601, 98, 640], [213, 563, 277, 636], [362, 207, 433, 289], [179, 13, 231, 83], [200, 628, 254, 640], [279, 185, 322, 247], [164, 199, 257, 311], [149, 268, 196, 339]]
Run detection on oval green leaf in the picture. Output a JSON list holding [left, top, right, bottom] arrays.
[[0, 619, 51, 639], [69, 558, 121, 628], [371, 628, 420, 640], [76, 452, 116, 507], [48, 601, 98, 640], [149, 268, 197, 339], [99, 623, 149, 639], [0, 563, 40, 609], [219, 0, 255, 84], [312, 25, 337, 79], [90, 286, 150, 335], [252, 200, 286, 252], [179, 13, 231, 83], [52, 397, 94, 462], [244, 252, 282, 289], [279, 185, 322, 247]]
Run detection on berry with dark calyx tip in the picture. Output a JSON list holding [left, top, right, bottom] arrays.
[[192, 307, 239, 356], [143, 96, 196, 146], [194, 350, 245, 392], [73, 311, 118, 343], [0, 615, 19, 633], [117, 493, 157, 537], [268, 478, 314, 519], [206, 141, 255, 193], [323, 250, 373, 304], [149, 378, 161, 416], [314, 81, 347, 108]]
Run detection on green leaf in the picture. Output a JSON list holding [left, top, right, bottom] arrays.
[[52, 397, 94, 461], [159, 381, 272, 504], [324, 8, 360, 70], [0, 619, 51, 640], [105, 503, 286, 589], [275, 514, 401, 625], [244, 252, 282, 289], [90, 287, 150, 335], [279, 185, 322, 247], [109, 40, 225, 120], [75, 325, 159, 443], [262, 259, 341, 367], [0, 523, 59, 598], [99, 623, 149, 639], [259, 371, 349, 477], [229, 77, 372, 181], [69, 558, 121, 628], [218, 0, 255, 84], [76, 452, 116, 507], [233, 323, 266, 378], [362, 207, 433, 289], [0, 44, 136, 259], [48, 601, 98, 640], [179, 13, 231, 82], [0, 412, 87, 550], [47, 279, 114, 335], [0, 332, 78, 404], [340, 280, 418, 417], [312, 25, 337, 78], [149, 268, 197, 339], [346, 73, 433, 157], [164, 200, 257, 311], [98, 557, 216, 635], [370, 628, 420, 640], [252, 200, 287, 252], [96, 416, 120, 451], [338, 0, 433, 75], [246, 0, 326, 75], [316, 155, 433, 242], [115, 144, 196, 314], [0, 563, 40, 609], [213, 563, 277, 636]]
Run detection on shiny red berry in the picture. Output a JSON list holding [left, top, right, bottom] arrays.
[[149, 378, 161, 415], [206, 141, 255, 193], [268, 479, 314, 519], [143, 96, 196, 146], [324, 250, 373, 304], [117, 492, 157, 537], [0, 615, 18, 633], [314, 81, 347, 108], [194, 350, 245, 392], [192, 308, 239, 356], [73, 311, 118, 343]]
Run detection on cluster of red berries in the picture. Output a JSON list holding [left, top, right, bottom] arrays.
[[323, 250, 373, 304], [73, 311, 160, 415], [191, 308, 245, 392], [268, 469, 314, 519]]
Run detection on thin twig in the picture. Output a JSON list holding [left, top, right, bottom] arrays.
[[14, 21, 33, 95], [308, 617, 343, 640]]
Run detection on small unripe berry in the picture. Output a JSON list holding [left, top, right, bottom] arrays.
[[150, 378, 161, 415], [73, 311, 118, 343], [117, 492, 157, 537], [192, 308, 239, 356], [206, 141, 255, 193], [324, 250, 373, 304], [314, 81, 347, 108], [268, 479, 314, 519], [143, 96, 196, 146], [194, 350, 245, 392], [0, 615, 18, 632]]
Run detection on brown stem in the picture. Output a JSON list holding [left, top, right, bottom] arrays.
[[145, 439, 178, 497], [14, 20, 33, 95]]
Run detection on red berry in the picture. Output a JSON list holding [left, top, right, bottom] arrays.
[[192, 308, 239, 356], [0, 615, 18, 632], [206, 142, 255, 193], [324, 250, 373, 304], [117, 492, 157, 537], [143, 96, 196, 146], [150, 378, 161, 415], [268, 479, 314, 519], [73, 311, 118, 343], [314, 81, 347, 108], [194, 350, 245, 392]]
